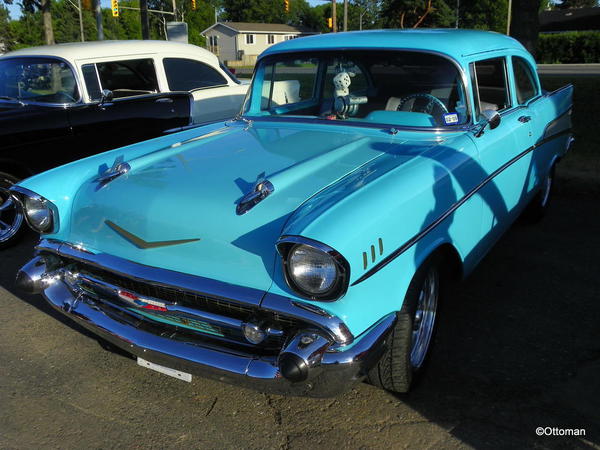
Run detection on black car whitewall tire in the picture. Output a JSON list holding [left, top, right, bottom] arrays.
[[0, 172, 25, 249], [367, 255, 441, 393]]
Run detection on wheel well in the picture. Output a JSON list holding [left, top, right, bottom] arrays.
[[431, 243, 463, 282]]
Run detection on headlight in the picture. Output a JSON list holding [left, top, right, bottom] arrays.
[[278, 237, 350, 301], [23, 197, 53, 232], [10, 187, 57, 234]]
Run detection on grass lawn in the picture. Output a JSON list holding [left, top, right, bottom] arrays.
[[539, 75, 600, 191]]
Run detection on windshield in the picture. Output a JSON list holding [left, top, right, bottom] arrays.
[[0, 57, 79, 104], [244, 50, 469, 129]]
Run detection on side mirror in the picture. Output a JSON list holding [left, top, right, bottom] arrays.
[[482, 109, 501, 130], [98, 89, 113, 106], [475, 109, 501, 137]]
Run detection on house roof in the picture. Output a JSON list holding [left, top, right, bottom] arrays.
[[540, 7, 600, 32], [201, 22, 318, 35]]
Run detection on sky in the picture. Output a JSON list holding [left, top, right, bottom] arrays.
[[6, 0, 324, 20]]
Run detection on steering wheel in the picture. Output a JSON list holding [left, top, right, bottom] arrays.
[[398, 93, 448, 115]]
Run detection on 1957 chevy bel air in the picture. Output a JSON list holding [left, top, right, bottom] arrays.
[[11, 30, 573, 397]]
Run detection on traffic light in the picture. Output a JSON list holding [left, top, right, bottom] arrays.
[[327, 17, 332, 28], [82, 0, 91, 10], [111, 0, 119, 16], [284, 0, 289, 13], [191, 0, 196, 9]]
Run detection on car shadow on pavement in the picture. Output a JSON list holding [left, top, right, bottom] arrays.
[[399, 186, 600, 448]]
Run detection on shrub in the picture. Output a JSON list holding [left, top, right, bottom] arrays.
[[537, 31, 600, 64]]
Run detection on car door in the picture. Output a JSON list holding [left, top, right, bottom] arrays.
[[162, 57, 246, 124], [67, 59, 192, 156], [0, 57, 77, 174], [469, 56, 536, 242]]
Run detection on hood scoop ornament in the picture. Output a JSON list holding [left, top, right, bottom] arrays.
[[95, 161, 130, 190], [236, 179, 274, 215]]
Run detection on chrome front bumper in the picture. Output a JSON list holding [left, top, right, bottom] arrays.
[[18, 242, 396, 397]]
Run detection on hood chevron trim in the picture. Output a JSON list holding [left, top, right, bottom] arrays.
[[105, 220, 200, 249]]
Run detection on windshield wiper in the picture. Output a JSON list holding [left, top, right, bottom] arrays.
[[0, 96, 25, 106]]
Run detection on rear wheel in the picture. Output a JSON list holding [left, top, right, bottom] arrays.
[[367, 257, 440, 393], [0, 172, 25, 249]]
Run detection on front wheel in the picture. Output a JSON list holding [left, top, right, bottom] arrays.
[[367, 257, 440, 393], [0, 172, 26, 249]]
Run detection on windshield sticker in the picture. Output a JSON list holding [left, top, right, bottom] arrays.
[[443, 113, 459, 125]]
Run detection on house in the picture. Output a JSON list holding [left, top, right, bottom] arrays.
[[201, 22, 319, 64], [539, 7, 600, 32]]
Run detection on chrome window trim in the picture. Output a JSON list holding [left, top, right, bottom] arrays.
[[0, 55, 84, 106], [252, 47, 474, 128], [35, 239, 354, 345]]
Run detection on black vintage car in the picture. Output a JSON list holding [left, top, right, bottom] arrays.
[[0, 51, 193, 248]]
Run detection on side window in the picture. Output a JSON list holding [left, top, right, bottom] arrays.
[[164, 58, 227, 91], [246, 34, 254, 45], [261, 58, 318, 110], [95, 58, 158, 99], [512, 56, 538, 104], [81, 63, 101, 101], [472, 57, 511, 119], [268, 34, 275, 45]]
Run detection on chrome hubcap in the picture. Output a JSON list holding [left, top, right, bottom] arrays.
[[541, 172, 552, 207], [0, 186, 24, 243], [410, 268, 439, 369]]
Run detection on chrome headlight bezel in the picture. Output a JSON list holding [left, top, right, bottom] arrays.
[[277, 236, 350, 302], [9, 186, 59, 234]]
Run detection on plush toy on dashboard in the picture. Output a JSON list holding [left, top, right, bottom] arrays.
[[333, 71, 368, 119]]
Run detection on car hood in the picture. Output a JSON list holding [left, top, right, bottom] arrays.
[[67, 122, 432, 293]]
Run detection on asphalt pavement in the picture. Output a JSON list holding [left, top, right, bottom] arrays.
[[1, 167, 599, 449]]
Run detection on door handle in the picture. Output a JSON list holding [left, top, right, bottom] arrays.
[[518, 115, 531, 123], [155, 98, 174, 103]]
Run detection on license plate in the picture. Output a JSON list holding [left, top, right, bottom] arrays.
[[137, 357, 192, 382]]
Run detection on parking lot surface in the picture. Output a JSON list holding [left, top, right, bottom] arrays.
[[1, 170, 599, 449]]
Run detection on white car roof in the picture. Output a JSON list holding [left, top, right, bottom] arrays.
[[2, 40, 219, 65]]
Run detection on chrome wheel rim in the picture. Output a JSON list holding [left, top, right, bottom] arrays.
[[410, 268, 439, 369], [540, 171, 553, 207], [0, 185, 24, 244]]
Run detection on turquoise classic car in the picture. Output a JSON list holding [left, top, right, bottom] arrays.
[[12, 30, 573, 396]]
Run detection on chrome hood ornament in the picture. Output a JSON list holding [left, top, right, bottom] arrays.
[[95, 161, 131, 190], [236, 179, 274, 215], [105, 220, 200, 249]]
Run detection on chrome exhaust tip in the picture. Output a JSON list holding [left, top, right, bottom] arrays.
[[16, 255, 61, 294]]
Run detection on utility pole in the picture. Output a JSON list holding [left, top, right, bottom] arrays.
[[172, 0, 177, 21], [140, 0, 150, 39], [343, 0, 347, 31], [332, 0, 337, 32], [506, 0, 512, 34], [94, 0, 104, 40], [455, 0, 459, 28], [77, 0, 84, 41]]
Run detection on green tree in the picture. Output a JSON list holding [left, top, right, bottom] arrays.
[[0, 5, 14, 50], [380, 0, 454, 29], [459, 0, 508, 33], [3, 0, 55, 44]]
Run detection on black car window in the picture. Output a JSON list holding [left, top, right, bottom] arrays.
[[472, 57, 511, 119], [96, 58, 158, 99], [163, 58, 228, 91], [260, 57, 318, 110], [0, 57, 79, 104], [512, 56, 538, 105], [81, 63, 102, 101]]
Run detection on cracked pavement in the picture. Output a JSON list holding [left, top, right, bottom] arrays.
[[1, 169, 599, 449]]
